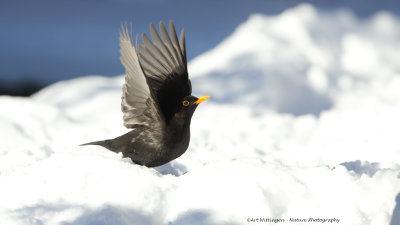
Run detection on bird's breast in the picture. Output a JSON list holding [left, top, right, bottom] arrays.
[[162, 123, 191, 160]]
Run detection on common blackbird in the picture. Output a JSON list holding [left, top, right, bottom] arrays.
[[81, 21, 209, 167]]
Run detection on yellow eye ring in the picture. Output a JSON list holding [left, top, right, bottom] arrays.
[[182, 100, 190, 106]]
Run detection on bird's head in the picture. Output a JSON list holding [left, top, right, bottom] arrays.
[[179, 95, 210, 120]]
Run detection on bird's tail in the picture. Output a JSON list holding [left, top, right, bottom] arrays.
[[80, 140, 108, 147], [79, 139, 118, 152]]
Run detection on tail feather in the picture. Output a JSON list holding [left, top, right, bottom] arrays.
[[80, 140, 108, 147], [80, 139, 120, 153], [80, 133, 132, 154]]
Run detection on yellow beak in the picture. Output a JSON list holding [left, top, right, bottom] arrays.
[[194, 95, 210, 104]]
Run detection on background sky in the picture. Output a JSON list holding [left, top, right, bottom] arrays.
[[1, 0, 399, 95]]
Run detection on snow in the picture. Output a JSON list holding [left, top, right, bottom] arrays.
[[1, 3, 400, 225]]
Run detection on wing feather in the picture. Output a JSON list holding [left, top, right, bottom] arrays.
[[179, 29, 187, 66], [137, 21, 192, 123], [142, 33, 173, 74], [159, 22, 181, 68], [150, 23, 179, 68], [119, 23, 163, 129], [167, 21, 185, 68]]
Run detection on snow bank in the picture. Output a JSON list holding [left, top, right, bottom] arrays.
[[1, 3, 400, 225]]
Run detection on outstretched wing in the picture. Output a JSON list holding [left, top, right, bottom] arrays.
[[137, 21, 192, 124], [119, 23, 163, 129]]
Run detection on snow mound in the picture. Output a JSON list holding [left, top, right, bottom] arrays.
[[1, 3, 400, 225], [189, 4, 400, 116]]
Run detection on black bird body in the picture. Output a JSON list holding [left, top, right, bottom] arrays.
[[81, 21, 209, 167]]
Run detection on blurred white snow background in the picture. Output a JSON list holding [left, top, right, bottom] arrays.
[[1, 3, 400, 225]]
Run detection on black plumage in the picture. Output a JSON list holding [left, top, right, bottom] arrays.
[[81, 21, 209, 167]]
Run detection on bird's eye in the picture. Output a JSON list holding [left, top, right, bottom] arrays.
[[182, 100, 190, 106]]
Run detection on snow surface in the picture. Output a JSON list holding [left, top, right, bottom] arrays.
[[1, 3, 400, 225]]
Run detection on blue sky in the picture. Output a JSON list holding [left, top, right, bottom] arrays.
[[1, 0, 399, 86]]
